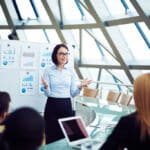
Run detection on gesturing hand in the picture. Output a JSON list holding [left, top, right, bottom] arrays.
[[80, 78, 92, 88], [41, 76, 48, 89]]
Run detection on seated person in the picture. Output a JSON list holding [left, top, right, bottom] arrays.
[[100, 73, 150, 150], [0, 107, 45, 150], [0, 91, 11, 133]]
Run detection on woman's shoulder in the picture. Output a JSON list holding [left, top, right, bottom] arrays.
[[119, 112, 138, 126], [0, 125, 5, 134], [121, 112, 137, 121], [64, 65, 75, 73], [44, 65, 55, 71], [122, 111, 137, 119], [112, 112, 139, 136]]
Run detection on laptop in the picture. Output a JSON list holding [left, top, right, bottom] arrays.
[[58, 116, 102, 149]]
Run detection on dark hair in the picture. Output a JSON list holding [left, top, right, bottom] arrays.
[[51, 43, 68, 65], [0, 107, 45, 150], [0, 92, 11, 117]]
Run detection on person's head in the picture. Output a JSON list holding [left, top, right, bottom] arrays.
[[51, 44, 69, 66], [0, 107, 45, 150], [133, 73, 150, 139], [0, 92, 11, 123]]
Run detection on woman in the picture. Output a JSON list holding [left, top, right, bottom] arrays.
[[100, 73, 150, 150], [0, 107, 45, 150], [41, 43, 91, 143]]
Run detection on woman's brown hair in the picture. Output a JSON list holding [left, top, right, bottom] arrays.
[[134, 73, 150, 140]]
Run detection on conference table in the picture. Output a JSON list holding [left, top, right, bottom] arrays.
[[40, 96, 135, 150]]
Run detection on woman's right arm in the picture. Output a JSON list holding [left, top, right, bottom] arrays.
[[41, 69, 51, 97]]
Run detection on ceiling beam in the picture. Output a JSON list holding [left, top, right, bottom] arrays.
[[104, 16, 142, 26], [80, 64, 150, 70], [80, 64, 123, 69], [0, 16, 145, 30]]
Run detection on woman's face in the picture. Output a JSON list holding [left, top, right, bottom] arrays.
[[56, 47, 69, 65]]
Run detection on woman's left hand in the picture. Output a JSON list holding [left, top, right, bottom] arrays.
[[80, 78, 92, 88]]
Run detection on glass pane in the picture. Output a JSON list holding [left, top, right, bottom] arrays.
[[99, 0, 137, 17], [0, 5, 7, 24], [101, 69, 131, 84], [0, 30, 11, 39], [118, 23, 150, 65], [130, 70, 150, 79], [33, 0, 51, 24], [62, 30, 79, 48], [100, 69, 132, 98], [15, 0, 36, 20], [80, 68, 99, 80], [104, 0, 126, 15], [62, 0, 95, 24], [139, 22, 150, 42], [79, 67, 100, 88], [82, 30, 119, 65], [24, 29, 47, 43], [90, 29, 113, 53], [90, 0, 139, 21], [136, 0, 150, 16], [45, 29, 61, 44]]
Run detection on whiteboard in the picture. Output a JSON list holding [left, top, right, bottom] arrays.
[[0, 39, 74, 113]]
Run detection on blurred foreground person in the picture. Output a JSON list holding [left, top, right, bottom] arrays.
[[0, 107, 45, 150], [0, 91, 11, 123], [100, 73, 150, 150]]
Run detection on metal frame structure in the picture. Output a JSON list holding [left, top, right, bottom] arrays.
[[0, 0, 149, 87]]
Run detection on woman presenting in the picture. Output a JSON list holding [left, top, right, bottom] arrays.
[[41, 43, 91, 144]]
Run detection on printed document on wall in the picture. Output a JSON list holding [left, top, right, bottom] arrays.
[[0, 40, 20, 68], [20, 71, 36, 95], [20, 44, 38, 69]]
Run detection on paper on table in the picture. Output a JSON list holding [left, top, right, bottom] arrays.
[[89, 114, 117, 128]]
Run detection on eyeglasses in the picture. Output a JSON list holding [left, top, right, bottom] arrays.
[[57, 52, 70, 56]]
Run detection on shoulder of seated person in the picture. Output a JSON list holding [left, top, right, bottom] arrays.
[[0, 125, 5, 133]]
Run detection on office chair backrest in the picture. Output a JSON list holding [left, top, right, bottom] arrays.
[[118, 93, 133, 106], [106, 90, 121, 102], [83, 87, 99, 98]]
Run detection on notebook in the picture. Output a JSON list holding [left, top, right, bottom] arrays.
[[58, 116, 102, 149]]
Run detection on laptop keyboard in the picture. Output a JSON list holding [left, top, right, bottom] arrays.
[[76, 140, 102, 149]]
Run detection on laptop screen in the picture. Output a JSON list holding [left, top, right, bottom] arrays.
[[59, 116, 89, 142]]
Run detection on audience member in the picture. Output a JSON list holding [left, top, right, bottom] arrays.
[[0, 91, 11, 127], [100, 73, 150, 150], [0, 107, 45, 150], [0, 91, 11, 136]]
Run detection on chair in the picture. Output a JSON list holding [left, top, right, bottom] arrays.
[[106, 90, 121, 102], [74, 87, 100, 108], [83, 87, 99, 98], [83, 87, 100, 105], [118, 93, 133, 106]]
